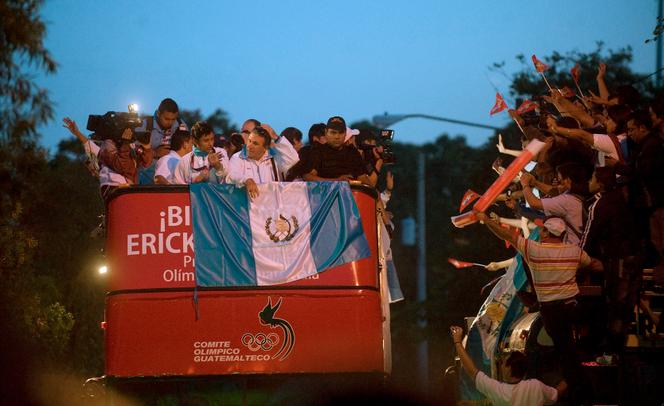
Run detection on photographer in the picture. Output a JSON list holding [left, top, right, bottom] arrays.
[[98, 127, 153, 197], [356, 129, 384, 187]]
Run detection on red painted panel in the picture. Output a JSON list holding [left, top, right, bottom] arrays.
[[105, 290, 384, 377], [105, 187, 377, 291]]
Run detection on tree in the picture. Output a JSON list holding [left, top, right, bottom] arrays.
[[492, 43, 658, 105], [0, 1, 82, 402], [179, 108, 237, 135]]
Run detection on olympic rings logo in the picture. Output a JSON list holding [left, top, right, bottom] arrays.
[[241, 332, 280, 352]]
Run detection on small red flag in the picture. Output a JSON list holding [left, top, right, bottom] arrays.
[[516, 99, 539, 115], [490, 92, 508, 115], [570, 63, 580, 83], [459, 189, 481, 213], [531, 54, 549, 73], [448, 258, 476, 269], [560, 86, 575, 98]]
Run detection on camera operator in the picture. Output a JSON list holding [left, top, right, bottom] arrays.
[[98, 127, 153, 198], [356, 129, 384, 187]]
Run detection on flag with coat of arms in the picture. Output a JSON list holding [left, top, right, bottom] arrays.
[[189, 182, 371, 286]]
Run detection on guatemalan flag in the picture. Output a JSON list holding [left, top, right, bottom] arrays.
[[189, 182, 371, 286]]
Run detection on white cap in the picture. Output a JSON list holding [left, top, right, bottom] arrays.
[[344, 127, 360, 143]]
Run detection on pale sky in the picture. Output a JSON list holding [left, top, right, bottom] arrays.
[[38, 0, 658, 150]]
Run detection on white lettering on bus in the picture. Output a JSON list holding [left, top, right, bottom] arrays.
[[126, 232, 194, 256], [163, 269, 195, 283]]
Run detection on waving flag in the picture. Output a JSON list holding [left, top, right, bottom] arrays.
[[531, 55, 549, 72], [489, 93, 508, 116], [448, 258, 477, 269], [570, 63, 580, 83], [516, 99, 538, 115], [459, 189, 481, 213], [190, 182, 370, 286]]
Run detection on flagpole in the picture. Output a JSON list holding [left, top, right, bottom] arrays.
[[511, 116, 526, 136], [540, 72, 554, 92], [573, 82, 586, 98]]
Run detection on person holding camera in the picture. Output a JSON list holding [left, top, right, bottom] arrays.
[[173, 121, 228, 184], [356, 129, 385, 187], [98, 127, 153, 198]]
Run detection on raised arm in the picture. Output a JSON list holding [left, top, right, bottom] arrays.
[[596, 63, 610, 102], [547, 116, 594, 146], [450, 326, 479, 380], [476, 211, 520, 248], [519, 172, 543, 210], [543, 92, 595, 128], [496, 133, 522, 157], [63, 117, 88, 144]]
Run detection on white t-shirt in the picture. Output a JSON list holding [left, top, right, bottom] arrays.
[[475, 372, 558, 406], [154, 150, 182, 184]]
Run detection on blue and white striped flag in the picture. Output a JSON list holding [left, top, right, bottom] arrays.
[[189, 182, 370, 287]]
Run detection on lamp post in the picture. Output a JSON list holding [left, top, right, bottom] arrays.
[[372, 112, 501, 131], [374, 112, 497, 391]]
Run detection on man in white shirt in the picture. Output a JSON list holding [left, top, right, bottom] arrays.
[[154, 130, 192, 184], [450, 325, 564, 406], [227, 124, 299, 199], [173, 121, 228, 184]]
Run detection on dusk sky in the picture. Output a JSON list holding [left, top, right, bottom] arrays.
[[38, 1, 658, 150]]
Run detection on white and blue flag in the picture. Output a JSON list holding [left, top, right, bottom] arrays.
[[189, 182, 371, 287]]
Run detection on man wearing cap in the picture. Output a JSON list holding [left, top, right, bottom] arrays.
[[302, 116, 371, 185], [476, 211, 602, 403]]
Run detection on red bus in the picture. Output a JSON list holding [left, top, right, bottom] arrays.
[[101, 183, 390, 386]]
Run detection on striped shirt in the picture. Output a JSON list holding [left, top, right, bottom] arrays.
[[516, 236, 591, 302]]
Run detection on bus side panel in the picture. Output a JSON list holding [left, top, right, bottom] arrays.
[[106, 189, 377, 291], [105, 290, 384, 377]]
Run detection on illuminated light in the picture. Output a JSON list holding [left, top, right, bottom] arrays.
[[98, 265, 108, 274], [100, 321, 107, 330], [128, 103, 139, 113]]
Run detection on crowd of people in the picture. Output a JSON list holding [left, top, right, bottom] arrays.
[[450, 63, 664, 404], [62, 101, 404, 302]]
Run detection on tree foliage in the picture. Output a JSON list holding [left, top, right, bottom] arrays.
[[179, 108, 237, 135], [492, 43, 657, 105]]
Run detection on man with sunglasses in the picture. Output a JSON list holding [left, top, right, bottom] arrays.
[[173, 121, 228, 184], [227, 124, 299, 200]]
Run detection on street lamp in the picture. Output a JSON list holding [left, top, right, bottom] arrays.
[[377, 111, 499, 392], [372, 112, 501, 131]]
